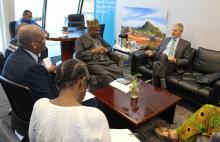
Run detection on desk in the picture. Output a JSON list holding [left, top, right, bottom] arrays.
[[93, 82, 181, 126], [47, 29, 86, 61]]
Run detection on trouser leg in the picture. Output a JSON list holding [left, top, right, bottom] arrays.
[[152, 74, 160, 87], [153, 54, 168, 77], [152, 54, 168, 88]]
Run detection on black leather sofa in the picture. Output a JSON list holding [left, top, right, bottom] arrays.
[[131, 47, 220, 106]]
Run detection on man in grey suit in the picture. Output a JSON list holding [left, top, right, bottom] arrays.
[[145, 23, 191, 88]]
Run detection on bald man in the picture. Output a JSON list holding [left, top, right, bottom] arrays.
[[145, 23, 191, 88], [2, 24, 58, 102]]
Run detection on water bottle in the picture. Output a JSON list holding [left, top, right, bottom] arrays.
[[64, 15, 68, 27], [63, 15, 68, 31]]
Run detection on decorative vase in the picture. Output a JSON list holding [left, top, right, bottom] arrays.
[[130, 85, 140, 99], [130, 97, 139, 112]]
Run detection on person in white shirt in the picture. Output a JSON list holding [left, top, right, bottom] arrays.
[[29, 59, 111, 142]]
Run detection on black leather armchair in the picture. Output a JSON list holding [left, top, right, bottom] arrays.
[[0, 76, 35, 136], [0, 51, 5, 74], [68, 14, 85, 29], [84, 24, 105, 37], [9, 21, 16, 39], [98, 24, 105, 38], [131, 47, 220, 106]]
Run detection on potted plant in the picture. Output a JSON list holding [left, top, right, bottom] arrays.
[[129, 73, 152, 99]]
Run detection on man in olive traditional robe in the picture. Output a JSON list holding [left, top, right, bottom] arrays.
[[75, 19, 122, 91]]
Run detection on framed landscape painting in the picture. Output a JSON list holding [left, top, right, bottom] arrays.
[[121, 7, 167, 48]]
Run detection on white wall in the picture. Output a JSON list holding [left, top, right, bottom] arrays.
[[116, 0, 220, 51], [0, 0, 15, 51]]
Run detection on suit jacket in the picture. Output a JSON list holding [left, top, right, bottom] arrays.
[[2, 48, 58, 102], [153, 37, 191, 73]]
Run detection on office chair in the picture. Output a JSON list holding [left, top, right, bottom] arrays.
[[0, 51, 5, 74], [98, 24, 105, 38], [9, 21, 16, 39], [0, 76, 35, 136], [68, 14, 85, 29]]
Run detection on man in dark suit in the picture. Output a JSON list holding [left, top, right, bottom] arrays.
[[145, 23, 191, 88], [2, 24, 58, 102]]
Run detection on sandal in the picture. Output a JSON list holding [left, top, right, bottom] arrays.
[[155, 128, 179, 142], [157, 127, 175, 133]]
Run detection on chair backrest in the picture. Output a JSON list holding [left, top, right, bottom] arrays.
[[84, 24, 105, 37], [68, 14, 85, 29], [0, 76, 34, 121], [99, 24, 105, 38], [0, 51, 5, 75], [9, 21, 16, 39]]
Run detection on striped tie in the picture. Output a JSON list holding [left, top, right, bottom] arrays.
[[168, 39, 176, 58]]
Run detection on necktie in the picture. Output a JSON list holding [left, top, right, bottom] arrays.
[[38, 56, 43, 64], [168, 39, 176, 58]]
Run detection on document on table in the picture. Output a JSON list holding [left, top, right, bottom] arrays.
[[110, 129, 140, 142], [82, 91, 95, 102], [49, 33, 67, 38], [43, 57, 52, 69], [109, 79, 131, 93]]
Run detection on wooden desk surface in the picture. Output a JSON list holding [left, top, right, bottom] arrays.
[[46, 29, 87, 61], [93, 82, 181, 126], [47, 29, 86, 41]]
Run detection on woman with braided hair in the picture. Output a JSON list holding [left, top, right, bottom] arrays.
[[29, 59, 111, 142]]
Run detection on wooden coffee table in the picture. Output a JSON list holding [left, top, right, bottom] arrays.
[[93, 82, 181, 126]]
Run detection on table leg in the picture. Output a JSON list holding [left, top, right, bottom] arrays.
[[159, 104, 176, 123]]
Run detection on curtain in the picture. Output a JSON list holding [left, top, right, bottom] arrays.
[[0, 0, 15, 52]]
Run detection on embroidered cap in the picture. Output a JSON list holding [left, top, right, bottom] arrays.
[[86, 19, 99, 27]]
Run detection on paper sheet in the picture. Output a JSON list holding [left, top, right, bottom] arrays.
[[82, 91, 95, 102], [43, 57, 52, 69], [109, 79, 131, 93], [110, 129, 140, 142]]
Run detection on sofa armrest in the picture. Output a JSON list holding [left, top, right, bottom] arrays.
[[131, 50, 148, 74], [210, 80, 220, 106], [108, 52, 121, 66]]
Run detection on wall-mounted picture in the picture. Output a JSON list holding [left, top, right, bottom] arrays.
[[121, 7, 167, 48]]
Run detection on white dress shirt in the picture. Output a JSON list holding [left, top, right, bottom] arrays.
[[163, 38, 180, 57]]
